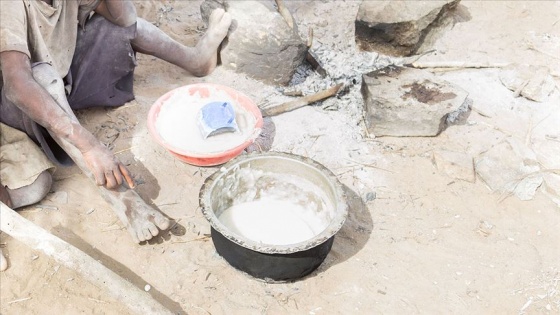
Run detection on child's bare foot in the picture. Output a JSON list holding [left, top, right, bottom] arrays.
[[193, 8, 232, 76], [117, 190, 171, 243]]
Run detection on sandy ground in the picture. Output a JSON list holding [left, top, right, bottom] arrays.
[[1, 1, 559, 314]]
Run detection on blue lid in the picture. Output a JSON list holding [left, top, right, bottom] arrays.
[[198, 101, 239, 138]]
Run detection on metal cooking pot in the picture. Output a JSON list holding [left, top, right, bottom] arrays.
[[199, 152, 348, 281]]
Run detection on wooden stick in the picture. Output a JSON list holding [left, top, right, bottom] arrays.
[[0, 202, 174, 315], [274, 0, 325, 78], [262, 83, 343, 116], [306, 50, 327, 77], [407, 61, 509, 69], [470, 106, 492, 118], [275, 0, 294, 29]]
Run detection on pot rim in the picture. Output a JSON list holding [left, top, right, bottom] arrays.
[[199, 152, 348, 254]]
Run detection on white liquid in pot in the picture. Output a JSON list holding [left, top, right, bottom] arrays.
[[218, 199, 329, 246]]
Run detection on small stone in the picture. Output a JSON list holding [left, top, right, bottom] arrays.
[[365, 191, 376, 201], [316, 20, 328, 27], [433, 150, 475, 182], [144, 284, 151, 292]]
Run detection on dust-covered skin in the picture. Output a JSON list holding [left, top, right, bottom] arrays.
[[119, 190, 171, 243], [1, 55, 134, 190], [132, 8, 232, 76], [29, 63, 171, 244], [0, 0, 231, 245]]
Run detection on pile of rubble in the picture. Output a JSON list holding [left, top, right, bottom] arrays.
[[200, 0, 559, 203]]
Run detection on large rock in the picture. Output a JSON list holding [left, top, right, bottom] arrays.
[[355, 0, 461, 56], [361, 66, 468, 137], [201, 0, 307, 85]]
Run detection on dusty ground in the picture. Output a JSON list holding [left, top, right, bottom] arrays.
[[1, 1, 559, 314]]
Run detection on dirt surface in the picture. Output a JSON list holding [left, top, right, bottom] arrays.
[[1, 1, 559, 314]]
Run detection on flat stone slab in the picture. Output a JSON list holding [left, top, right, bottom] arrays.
[[361, 66, 469, 137]]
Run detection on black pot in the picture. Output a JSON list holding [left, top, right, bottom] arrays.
[[199, 152, 347, 282], [211, 227, 335, 281]]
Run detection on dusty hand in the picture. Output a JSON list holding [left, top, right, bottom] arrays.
[[82, 144, 135, 190]]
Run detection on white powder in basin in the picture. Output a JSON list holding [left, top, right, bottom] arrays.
[[155, 88, 257, 154], [218, 199, 330, 246]]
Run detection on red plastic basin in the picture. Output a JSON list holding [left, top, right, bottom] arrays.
[[147, 83, 263, 166]]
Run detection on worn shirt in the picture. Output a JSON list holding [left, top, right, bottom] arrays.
[[0, 0, 100, 78]]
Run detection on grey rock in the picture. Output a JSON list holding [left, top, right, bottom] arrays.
[[200, 0, 226, 23], [365, 191, 376, 202], [361, 66, 469, 137], [201, 0, 307, 85], [355, 0, 462, 56]]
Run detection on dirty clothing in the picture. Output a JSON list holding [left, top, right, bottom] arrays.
[[0, 123, 54, 189], [0, 1, 137, 166], [0, 0, 101, 77]]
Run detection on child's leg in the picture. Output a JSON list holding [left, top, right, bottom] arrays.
[[131, 9, 231, 77]]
